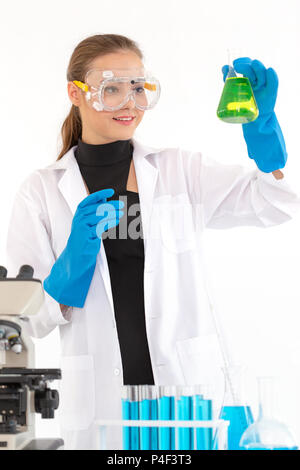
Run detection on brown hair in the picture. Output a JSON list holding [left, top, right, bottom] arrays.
[[57, 34, 144, 160]]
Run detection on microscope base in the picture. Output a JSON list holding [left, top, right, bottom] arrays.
[[0, 432, 64, 450], [22, 438, 64, 450]]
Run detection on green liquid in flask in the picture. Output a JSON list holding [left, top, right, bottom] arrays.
[[217, 77, 259, 124]]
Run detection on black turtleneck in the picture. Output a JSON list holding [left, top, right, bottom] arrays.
[[74, 138, 155, 386]]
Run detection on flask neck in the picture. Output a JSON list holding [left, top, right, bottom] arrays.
[[223, 365, 249, 406], [226, 49, 237, 78], [257, 377, 277, 420]]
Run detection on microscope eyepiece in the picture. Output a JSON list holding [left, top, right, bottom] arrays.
[[0, 266, 7, 279], [16, 265, 34, 279]]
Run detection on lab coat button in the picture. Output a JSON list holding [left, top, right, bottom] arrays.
[[114, 368, 120, 376], [144, 265, 154, 273]]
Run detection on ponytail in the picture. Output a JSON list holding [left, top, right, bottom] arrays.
[[57, 105, 82, 160]]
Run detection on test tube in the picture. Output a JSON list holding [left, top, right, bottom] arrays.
[[121, 385, 131, 450], [194, 384, 213, 450], [150, 387, 159, 450], [177, 385, 194, 450], [129, 385, 140, 450], [158, 385, 176, 450], [139, 385, 158, 450]]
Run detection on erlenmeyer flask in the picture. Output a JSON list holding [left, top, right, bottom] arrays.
[[219, 365, 254, 450], [217, 52, 259, 124], [239, 377, 298, 450]]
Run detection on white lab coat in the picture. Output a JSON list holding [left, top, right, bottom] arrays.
[[5, 137, 300, 450]]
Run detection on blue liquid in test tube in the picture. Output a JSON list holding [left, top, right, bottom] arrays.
[[195, 390, 213, 450], [129, 385, 140, 450], [121, 385, 131, 450], [177, 386, 194, 451], [150, 393, 159, 450], [139, 385, 158, 450], [158, 386, 176, 450]]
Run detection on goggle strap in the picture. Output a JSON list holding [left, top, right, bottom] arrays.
[[73, 80, 89, 92], [144, 82, 157, 91]]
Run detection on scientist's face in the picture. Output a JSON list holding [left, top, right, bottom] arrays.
[[68, 50, 145, 144]]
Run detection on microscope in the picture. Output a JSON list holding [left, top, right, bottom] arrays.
[[0, 264, 63, 450]]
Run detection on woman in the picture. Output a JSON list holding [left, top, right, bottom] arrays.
[[5, 34, 300, 450]]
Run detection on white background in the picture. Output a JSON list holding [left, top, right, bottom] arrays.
[[1, 0, 300, 446]]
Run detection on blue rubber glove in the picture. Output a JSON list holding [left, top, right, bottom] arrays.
[[43, 188, 124, 308], [222, 57, 287, 173]]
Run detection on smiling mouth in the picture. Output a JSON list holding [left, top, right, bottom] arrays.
[[113, 117, 136, 121]]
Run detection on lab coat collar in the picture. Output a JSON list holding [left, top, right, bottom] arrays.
[[46, 136, 165, 216], [47, 136, 165, 171]]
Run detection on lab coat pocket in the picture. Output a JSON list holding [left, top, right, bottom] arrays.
[[154, 193, 197, 254], [58, 354, 95, 431], [175, 334, 224, 387]]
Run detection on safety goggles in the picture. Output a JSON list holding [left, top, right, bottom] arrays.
[[73, 67, 161, 112]]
